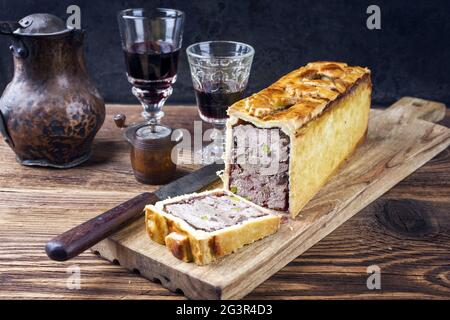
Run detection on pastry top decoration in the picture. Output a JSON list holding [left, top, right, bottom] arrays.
[[228, 61, 370, 126]]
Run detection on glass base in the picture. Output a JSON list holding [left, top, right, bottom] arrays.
[[197, 142, 224, 165], [197, 126, 226, 165]]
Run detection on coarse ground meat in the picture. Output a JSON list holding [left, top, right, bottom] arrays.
[[229, 124, 290, 211]]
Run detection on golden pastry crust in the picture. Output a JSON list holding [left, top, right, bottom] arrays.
[[227, 61, 370, 132], [287, 77, 371, 216], [223, 62, 372, 218], [145, 189, 281, 265]]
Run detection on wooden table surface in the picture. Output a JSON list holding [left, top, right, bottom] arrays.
[[0, 104, 449, 300]]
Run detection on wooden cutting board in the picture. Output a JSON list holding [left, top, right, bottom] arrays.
[[92, 97, 450, 300]]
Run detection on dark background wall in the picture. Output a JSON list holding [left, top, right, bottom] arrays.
[[0, 0, 449, 106]]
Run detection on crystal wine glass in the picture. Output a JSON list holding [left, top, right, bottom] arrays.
[[186, 41, 254, 164], [118, 8, 184, 126]]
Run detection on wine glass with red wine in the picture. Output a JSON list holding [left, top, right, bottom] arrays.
[[187, 41, 254, 164], [118, 8, 184, 126]]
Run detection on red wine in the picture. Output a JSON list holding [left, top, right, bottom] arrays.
[[195, 82, 245, 120], [124, 41, 179, 81], [123, 41, 180, 104]]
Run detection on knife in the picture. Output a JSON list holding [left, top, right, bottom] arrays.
[[45, 163, 223, 261]]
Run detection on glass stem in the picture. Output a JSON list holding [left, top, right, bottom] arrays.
[[211, 123, 226, 151], [132, 85, 173, 130]]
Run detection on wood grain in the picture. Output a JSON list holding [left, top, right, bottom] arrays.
[[0, 102, 449, 300], [94, 98, 450, 299]]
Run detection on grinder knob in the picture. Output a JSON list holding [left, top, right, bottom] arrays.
[[114, 113, 127, 128]]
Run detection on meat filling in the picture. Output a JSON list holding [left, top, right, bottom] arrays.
[[229, 124, 290, 211], [164, 194, 269, 232]]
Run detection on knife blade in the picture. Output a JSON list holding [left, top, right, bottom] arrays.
[[154, 163, 222, 199], [45, 163, 223, 261]]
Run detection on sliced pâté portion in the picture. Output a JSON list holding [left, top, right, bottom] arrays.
[[145, 189, 281, 265]]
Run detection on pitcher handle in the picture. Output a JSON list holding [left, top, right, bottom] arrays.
[[0, 21, 21, 35], [0, 107, 14, 147]]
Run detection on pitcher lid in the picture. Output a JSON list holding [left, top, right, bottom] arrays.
[[14, 13, 73, 36]]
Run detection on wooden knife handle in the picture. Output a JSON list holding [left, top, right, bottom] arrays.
[[45, 192, 159, 261]]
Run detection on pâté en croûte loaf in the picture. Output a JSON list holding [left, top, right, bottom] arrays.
[[223, 61, 372, 217]]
